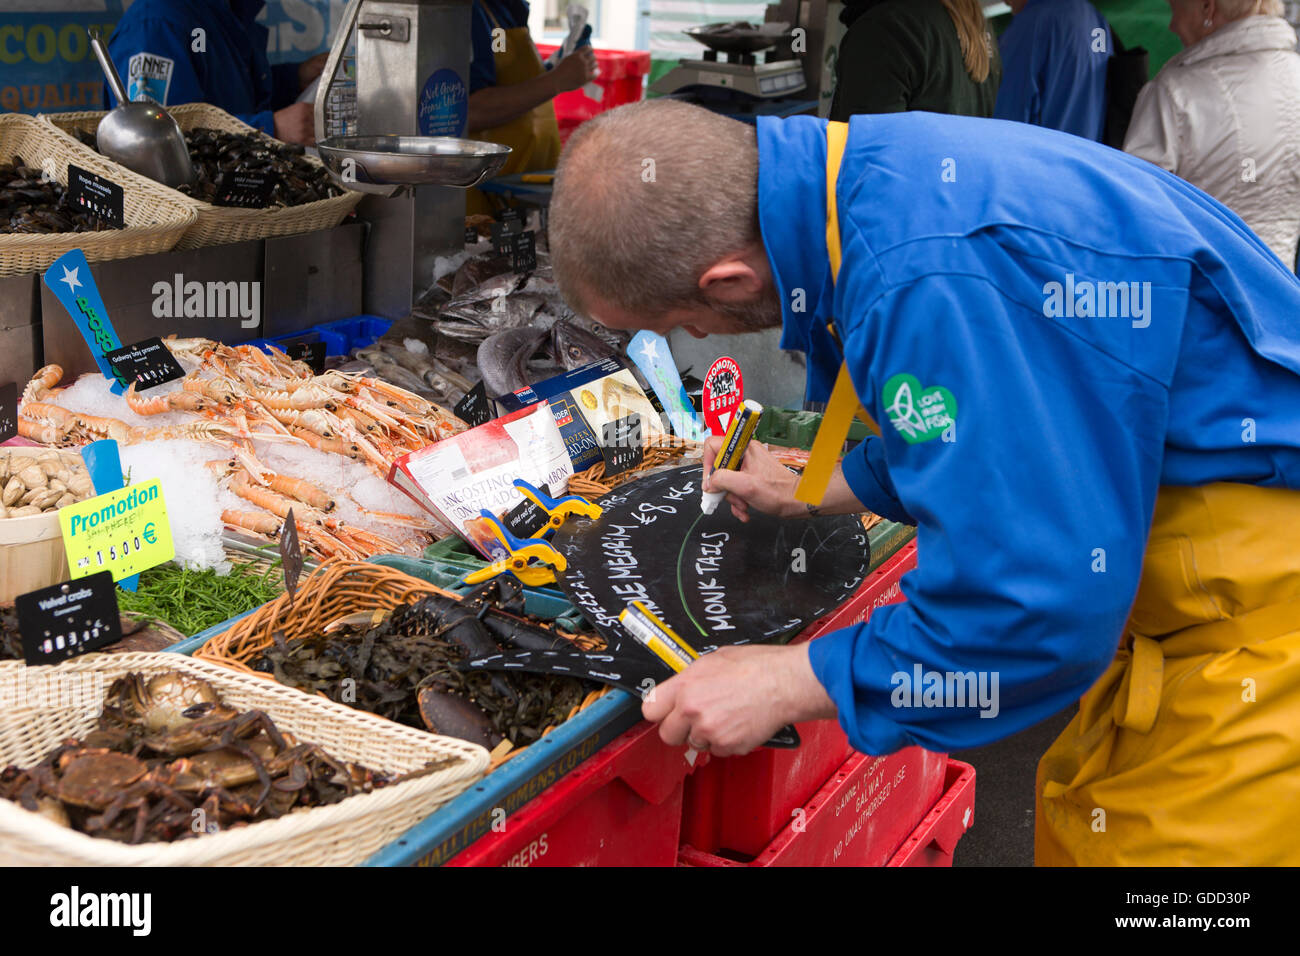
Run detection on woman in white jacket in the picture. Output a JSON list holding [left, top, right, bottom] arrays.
[[1125, 0, 1300, 269]]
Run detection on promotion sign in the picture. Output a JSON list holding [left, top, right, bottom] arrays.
[[42, 248, 124, 391], [59, 480, 175, 583], [702, 356, 744, 436]]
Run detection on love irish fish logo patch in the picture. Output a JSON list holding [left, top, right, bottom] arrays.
[[882, 373, 956, 444]]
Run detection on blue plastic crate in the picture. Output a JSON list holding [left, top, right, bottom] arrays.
[[317, 315, 392, 353], [235, 315, 393, 360]]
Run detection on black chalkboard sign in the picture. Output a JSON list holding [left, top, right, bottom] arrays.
[[503, 494, 550, 539], [551, 465, 870, 650], [508, 230, 537, 272], [106, 336, 186, 391], [66, 164, 124, 229], [490, 218, 523, 253], [465, 465, 871, 688]]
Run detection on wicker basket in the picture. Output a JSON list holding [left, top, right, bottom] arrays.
[[196, 559, 608, 766], [0, 113, 196, 278], [41, 104, 362, 250], [0, 651, 489, 866]]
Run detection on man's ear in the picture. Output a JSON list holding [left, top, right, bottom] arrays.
[[698, 245, 766, 303]]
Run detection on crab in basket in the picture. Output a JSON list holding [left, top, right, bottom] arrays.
[[0, 670, 454, 845]]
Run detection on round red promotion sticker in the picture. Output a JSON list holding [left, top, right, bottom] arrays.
[[702, 356, 744, 436]]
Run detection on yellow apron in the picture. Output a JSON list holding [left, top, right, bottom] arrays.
[[1037, 482, 1300, 865], [797, 120, 880, 508], [467, 0, 562, 216], [818, 120, 1300, 866]]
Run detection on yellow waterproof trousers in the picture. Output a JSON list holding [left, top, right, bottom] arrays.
[[1036, 482, 1300, 865]]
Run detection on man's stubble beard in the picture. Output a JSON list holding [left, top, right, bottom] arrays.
[[709, 287, 784, 333]]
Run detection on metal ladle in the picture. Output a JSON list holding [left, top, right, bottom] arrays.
[[88, 29, 195, 189]]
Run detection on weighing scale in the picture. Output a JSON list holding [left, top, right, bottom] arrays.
[[313, 0, 511, 319], [650, 21, 806, 102]]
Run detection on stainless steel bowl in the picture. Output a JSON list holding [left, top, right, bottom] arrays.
[[684, 21, 791, 55], [316, 136, 512, 194]]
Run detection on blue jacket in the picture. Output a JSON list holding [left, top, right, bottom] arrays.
[[107, 0, 299, 135], [757, 112, 1300, 753], [995, 0, 1111, 142]]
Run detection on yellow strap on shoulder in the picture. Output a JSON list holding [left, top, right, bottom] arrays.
[[795, 121, 881, 507], [825, 121, 849, 282]]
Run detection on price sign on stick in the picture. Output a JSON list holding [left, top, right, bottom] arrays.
[[600, 412, 645, 477], [702, 356, 744, 436], [58, 480, 175, 583], [0, 382, 16, 443], [287, 341, 326, 374], [105, 337, 186, 392], [454, 380, 493, 426], [66, 165, 124, 229], [280, 507, 303, 603]]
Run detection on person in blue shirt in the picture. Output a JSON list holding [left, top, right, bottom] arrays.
[[995, 0, 1113, 141], [547, 99, 1300, 864], [107, 0, 326, 145]]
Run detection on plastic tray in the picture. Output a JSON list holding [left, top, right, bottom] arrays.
[[362, 687, 643, 865], [444, 719, 699, 866], [887, 759, 976, 867], [242, 314, 392, 358], [535, 45, 650, 143], [678, 747, 950, 867], [679, 540, 917, 856]]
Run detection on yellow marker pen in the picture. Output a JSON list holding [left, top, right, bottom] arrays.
[[618, 601, 699, 673], [702, 399, 763, 515]]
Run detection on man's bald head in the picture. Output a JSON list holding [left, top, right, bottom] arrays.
[[549, 100, 765, 325]]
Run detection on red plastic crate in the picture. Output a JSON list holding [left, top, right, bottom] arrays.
[[678, 746, 950, 867], [887, 758, 976, 867], [444, 719, 701, 867], [679, 541, 918, 857], [537, 45, 650, 142]]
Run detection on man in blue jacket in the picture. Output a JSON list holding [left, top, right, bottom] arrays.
[[548, 100, 1300, 864], [995, 0, 1113, 141], [107, 0, 325, 144]]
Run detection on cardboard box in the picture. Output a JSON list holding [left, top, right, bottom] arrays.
[[497, 359, 667, 471], [388, 404, 574, 559]]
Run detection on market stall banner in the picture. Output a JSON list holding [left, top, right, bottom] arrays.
[[0, 0, 344, 115]]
